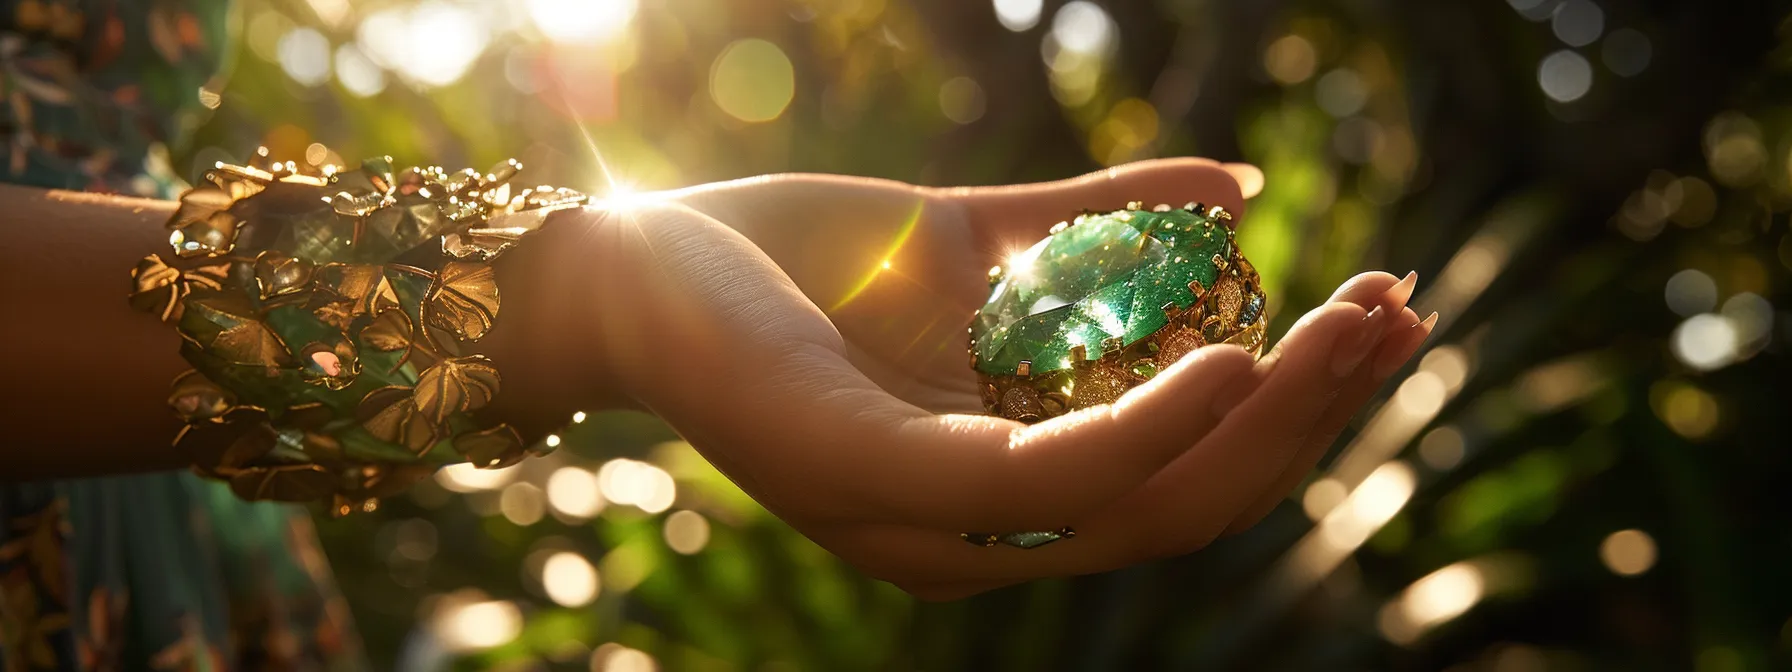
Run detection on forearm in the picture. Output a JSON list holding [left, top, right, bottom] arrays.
[[0, 185, 190, 477], [0, 183, 629, 481]]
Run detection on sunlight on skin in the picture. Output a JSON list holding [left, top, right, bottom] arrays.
[[829, 212, 982, 375], [599, 179, 638, 201], [571, 114, 675, 271], [571, 113, 918, 314], [827, 198, 925, 312], [893, 308, 949, 362]]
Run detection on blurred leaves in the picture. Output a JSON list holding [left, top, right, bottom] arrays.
[[1439, 450, 1570, 553]]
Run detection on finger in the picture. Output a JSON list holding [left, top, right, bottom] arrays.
[[835, 343, 1261, 532], [1224, 309, 1433, 535], [1374, 311, 1440, 380], [816, 304, 1373, 584], [1113, 301, 1374, 558], [1325, 270, 1410, 309], [943, 158, 1248, 244], [1221, 162, 1265, 199], [1222, 280, 1432, 535]]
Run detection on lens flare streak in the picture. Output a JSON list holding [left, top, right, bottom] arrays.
[[828, 200, 925, 312]]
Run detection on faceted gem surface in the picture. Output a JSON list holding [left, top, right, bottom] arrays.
[[972, 208, 1233, 376]]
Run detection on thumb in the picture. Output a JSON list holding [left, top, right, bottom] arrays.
[[944, 158, 1249, 244]]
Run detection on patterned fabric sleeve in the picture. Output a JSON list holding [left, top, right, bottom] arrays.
[[1, 0, 226, 196], [0, 1, 366, 670]]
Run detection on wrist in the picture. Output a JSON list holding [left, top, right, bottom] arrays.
[[475, 205, 641, 440]]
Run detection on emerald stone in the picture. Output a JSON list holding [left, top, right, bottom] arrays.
[[972, 207, 1232, 376]]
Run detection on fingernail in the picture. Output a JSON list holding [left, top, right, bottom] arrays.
[[1416, 311, 1439, 332], [1330, 306, 1383, 377], [1222, 163, 1266, 200], [1388, 271, 1419, 307]]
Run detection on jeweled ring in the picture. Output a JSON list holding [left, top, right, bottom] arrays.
[[959, 201, 1268, 548], [961, 528, 1077, 549]]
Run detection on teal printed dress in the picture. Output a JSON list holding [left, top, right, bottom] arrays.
[[0, 1, 363, 669]]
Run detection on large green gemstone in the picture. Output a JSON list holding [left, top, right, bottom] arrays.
[[972, 207, 1233, 376]]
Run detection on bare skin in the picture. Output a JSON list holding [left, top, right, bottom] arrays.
[[5, 188, 207, 475], [0, 158, 1432, 599]]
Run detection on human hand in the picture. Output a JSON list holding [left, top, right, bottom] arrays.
[[494, 159, 1433, 600]]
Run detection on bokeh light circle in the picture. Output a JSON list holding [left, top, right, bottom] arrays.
[[1671, 313, 1739, 371], [354, 3, 487, 88], [333, 44, 386, 97], [542, 551, 600, 607], [1551, 0, 1604, 48], [1265, 35, 1317, 85], [547, 467, 605, 519], [1538, 50, 1593, 103], [1603, 28, 1653, 77], [1721, 293, 1774, 347], [276, 27, 331, 86], [1664, 269, 1718, 316], [1051, 2, 1115, 56], [527, 0, 636, 44], [710, 39, 796, 123], [940, 77, 988, 124], [663, 510, 711, 555], [1600, 529, 1658, 576], [1418, 426, 1467, 471], [992, 0, 1043, 32], [1316, 69, 1369, 118]]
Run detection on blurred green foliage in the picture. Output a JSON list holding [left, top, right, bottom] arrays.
[[186, 0, 1792, 669]]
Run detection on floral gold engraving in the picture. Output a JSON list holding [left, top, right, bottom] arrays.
[[129, 148, 587, 511]]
